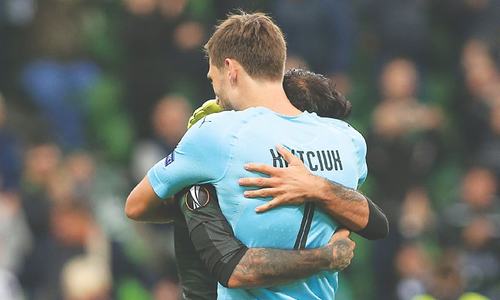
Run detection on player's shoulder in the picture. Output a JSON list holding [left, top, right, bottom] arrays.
[[317, 117, 365, 138], [316, 117, 367, 152], [187, 110, 237, 133], [195, 109, 252, 125], [197, 107, 267, 127], [182, 109, 257, 145]]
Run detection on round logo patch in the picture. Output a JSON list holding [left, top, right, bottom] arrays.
[[185, 185, 210, 211]]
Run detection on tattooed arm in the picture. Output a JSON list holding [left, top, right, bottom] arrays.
[[227, 229, 354, 288], [312, 177, 368, 230], [182, 185, 356, 289], [240, 145, 388, 239]]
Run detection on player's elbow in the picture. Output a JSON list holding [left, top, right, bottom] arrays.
[[227, 271, 272, 289], [367, 215, 389, 240], [226, 274, 248, 289], [125, 192, 145, 220], [356, 199, 389, 240], [379, 215, 389, 239], [198, 244, 250, 288]]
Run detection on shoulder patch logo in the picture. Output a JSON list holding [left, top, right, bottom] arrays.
[[164, 152, 175, 167], [185, 185, 210, 211]]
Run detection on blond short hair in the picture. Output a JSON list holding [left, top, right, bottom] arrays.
[[205, 12, 287, 81]]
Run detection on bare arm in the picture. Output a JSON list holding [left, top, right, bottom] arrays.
[[125, 176, 178, 223], [228, 229, 354, 288], [182, 184, 356, 289], [239, 145, 368, 229], [312, 176, 368, 231], [239, 145, 387, 238]]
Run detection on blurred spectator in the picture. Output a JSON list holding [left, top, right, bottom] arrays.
[[121, 0, 209, 138], [462, 40, 500, 105], [440, 0, 500, 45], [129, 95, 192, 293], [414, 250, 466, 300], [131, 95, 192, 181], [61, 256, 111, 300], [121, 0, 177, 137], [21, 60, 99, 150], [272, 0, 355, 93], [439, 167, 500, 297], [0, 269, 24, 300], [399, 188, 435, 239], [20, 143, 61, 243], [20, 0, 100, 150], [362, 0, 430, 68], [23, 196, 153, 299], [369, 58, 442, 219], [64, 152, 96, 200], [460, 39, 500, 158], [0, 0, 35, 91], [0, 191, 32, 274], [19, 198, 89, 299], [0, 94, 22, 191], [476, 104, 500, 175], [169, 19, 212, 103], [368, 58, 443, 300], [395, 243, 432, 300]]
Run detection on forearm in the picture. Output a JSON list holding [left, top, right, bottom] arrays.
[[312, 177, 388, 239], [125, 177, 178, 223], [185, 188, 335, 289], [128, 198, 177, 223], [183, 184, 357, 289], [228, 247, 330, 288], [313, 177, 369, 231], [228, 233, 354, 289]]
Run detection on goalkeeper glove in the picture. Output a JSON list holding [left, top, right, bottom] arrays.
[[187, 99, 223, 129]]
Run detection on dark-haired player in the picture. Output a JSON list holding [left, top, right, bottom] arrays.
[[283, 68, 352, 120]]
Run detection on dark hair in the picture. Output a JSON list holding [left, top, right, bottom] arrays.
[[283, 69, 352, 120]]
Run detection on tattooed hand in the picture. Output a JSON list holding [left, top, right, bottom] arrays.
[[325, 228, 355, 271]]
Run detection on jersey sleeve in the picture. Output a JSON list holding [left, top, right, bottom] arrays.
[[147, 115, 231, 199], [350, 128, 368, 188], [180, 184, 248, 287]]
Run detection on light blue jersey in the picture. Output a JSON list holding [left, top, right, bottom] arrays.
[[148, 107, 367, 300]]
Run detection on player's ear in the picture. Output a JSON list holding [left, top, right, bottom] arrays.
[[225, 58, 238, 85]]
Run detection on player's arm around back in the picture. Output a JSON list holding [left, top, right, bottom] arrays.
[[227, 229, 355, 288], [240, 144, 389, 240], [180, 184, 356, 289], [125, 112, 231, 223], [125, 176, 178, 222]]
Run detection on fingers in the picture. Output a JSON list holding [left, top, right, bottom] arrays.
[[244, 163, 280, 176], [255, 197, 284, 213], [333, 228, 351, 239], [243, 188, 279, 199], [239, 177, 277, 187], [276, 145, 301, 166], [329, 228, 352, 244], [243, 145, 303, 175], [187, 99, 222, 129]]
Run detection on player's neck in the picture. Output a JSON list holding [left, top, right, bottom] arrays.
[[239, 79, 301, 116]]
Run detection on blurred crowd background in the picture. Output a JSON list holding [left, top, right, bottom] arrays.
[[1, 0, 500, 299]]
